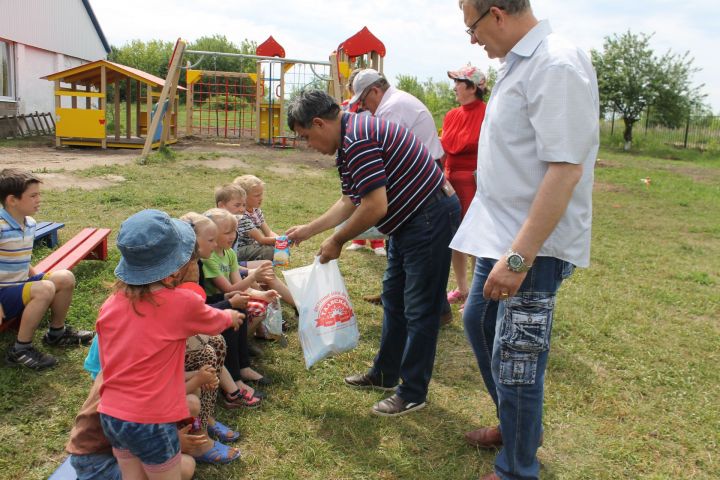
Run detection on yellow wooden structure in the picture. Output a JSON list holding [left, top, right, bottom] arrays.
[[42, 61, 181, 149]]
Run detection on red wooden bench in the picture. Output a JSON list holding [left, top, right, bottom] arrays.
[[0, 227, 111, 333]]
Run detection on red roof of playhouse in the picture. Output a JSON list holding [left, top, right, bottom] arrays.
[[256, 36, 286, 58], [337, 27, 386, 57]]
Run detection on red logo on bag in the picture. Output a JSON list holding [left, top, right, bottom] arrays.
[[316, 295, 354, 327], [275, 238, 289, 249]]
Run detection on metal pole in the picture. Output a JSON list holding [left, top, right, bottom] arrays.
[[185, 50, 330, 67], [683, 115, 691, 149]]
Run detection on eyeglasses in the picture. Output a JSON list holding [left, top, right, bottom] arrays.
[[358, 87, 373, 107], [465, 6, 494, 36]]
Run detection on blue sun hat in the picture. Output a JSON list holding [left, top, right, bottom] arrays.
[[114, 209, 196, 285]]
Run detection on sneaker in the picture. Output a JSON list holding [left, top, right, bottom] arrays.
[[346, 243, 366, 251], [6, 345, 58, 370], [42, 325, 95, 347], [344, 373, 397, 391], [372, 394, 426, 417], [373, 247, 387, 256]]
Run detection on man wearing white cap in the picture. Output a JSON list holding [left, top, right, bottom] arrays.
[[350, 69, 444, 163], [350, 69, 453, 324]]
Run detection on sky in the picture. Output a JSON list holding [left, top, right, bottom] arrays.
[[90, 0, 720, 113]]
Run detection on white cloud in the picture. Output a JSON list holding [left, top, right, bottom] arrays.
[[90, 0, 720, 112]]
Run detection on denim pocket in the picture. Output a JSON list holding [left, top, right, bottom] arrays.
[[498, 294, 555, 385]]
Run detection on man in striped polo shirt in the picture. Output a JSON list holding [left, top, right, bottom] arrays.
[[1, 169, 94, 371], [286, 90, 461, 416]]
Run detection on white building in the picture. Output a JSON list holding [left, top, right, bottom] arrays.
[[0, 0, 110, 117]]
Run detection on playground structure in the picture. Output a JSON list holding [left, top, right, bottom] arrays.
[[184, 27, 386, 145], [42, 60, 182, 149]]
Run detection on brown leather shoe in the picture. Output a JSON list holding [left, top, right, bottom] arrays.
[[440, 311, 453, 325], [479, 473, 500, 480], [465, 425, 503, 448]]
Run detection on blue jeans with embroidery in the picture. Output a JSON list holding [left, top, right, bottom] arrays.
[[370, 192, 460, 403], [463, 256, 574, 480]]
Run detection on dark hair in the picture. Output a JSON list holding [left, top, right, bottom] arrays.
[[0, 169, 41, 206], [287, 90, 341, 131], [458, 79, 487, 100]]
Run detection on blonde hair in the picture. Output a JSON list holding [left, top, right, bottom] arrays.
[[214, 184, 246, 206], [203, 207, 238, 231], [233, 174, 264, 194]]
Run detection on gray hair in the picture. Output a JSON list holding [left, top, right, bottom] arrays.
[[287, 90, 341, 131], [458, 0, 531, 15], [371, 77, 390, 93]]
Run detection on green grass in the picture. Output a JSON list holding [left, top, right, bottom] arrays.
[[0, 145, 719, 479]]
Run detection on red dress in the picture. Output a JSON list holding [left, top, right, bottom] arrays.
[[441, 99, 486, 217]]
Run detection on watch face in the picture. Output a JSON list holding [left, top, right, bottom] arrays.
[[508, 254, 523, 270]]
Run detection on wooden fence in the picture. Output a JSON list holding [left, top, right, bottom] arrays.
[[0, 112, 56, 139]]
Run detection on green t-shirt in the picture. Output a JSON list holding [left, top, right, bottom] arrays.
[[202, 248, 239, 296]]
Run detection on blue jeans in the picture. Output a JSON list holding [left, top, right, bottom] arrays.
[[463, 257, 574, 480], [99, 414, 180, 468], [70, 453, 121, 480], [370, 192, 460, 403]]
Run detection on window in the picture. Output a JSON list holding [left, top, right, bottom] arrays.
[[0, 40, 15, 100]]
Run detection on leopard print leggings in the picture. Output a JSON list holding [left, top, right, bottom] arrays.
[[184, 335, 226, 429]]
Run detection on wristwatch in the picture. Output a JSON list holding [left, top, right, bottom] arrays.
[[505, 249, 532, 273]]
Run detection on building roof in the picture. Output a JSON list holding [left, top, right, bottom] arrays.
[[42, 60, 185, 90], [81, 0, 111, 54]]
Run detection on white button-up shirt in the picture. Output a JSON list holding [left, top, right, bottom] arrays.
[[375, 86, 445, 161], [450, 20, 599, 267]]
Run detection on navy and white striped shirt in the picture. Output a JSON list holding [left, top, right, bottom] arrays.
[[337, 113, 444, 235]]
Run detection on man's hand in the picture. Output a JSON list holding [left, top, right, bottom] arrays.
[[483, 256, 527, 301], [287, 224, 312, 246], [318, 236, 343, 264]]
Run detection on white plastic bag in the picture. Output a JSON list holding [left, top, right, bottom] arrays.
[[284, 258, 359, 368], [262, 299, 283, 338]]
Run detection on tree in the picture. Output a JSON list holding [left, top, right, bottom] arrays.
[[591, 31, 706, 150], [109, 39, 174, 80], [186, 35, 257, 73]]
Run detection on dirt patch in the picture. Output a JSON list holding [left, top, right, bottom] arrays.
[[596, 158, 619, 168], [593, 182, 629, 193], [1, 137, 335, 188], [37, 173, 126, 191], [659, 165, 720, 184]]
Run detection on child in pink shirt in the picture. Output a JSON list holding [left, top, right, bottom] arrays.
[[96, 209, 242, 479]]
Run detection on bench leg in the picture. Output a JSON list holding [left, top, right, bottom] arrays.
[[88, 238, 108, 261]]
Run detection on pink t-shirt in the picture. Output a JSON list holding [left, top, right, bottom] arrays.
[[97, 288, 232, 424]]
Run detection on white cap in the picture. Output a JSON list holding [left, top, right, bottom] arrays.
[[349, 69, 383, 105]]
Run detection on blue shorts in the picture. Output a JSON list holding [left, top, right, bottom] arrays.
[[70, 453, 121, 480], [99, 414, 180, 471], [0, 272, 48, 319]]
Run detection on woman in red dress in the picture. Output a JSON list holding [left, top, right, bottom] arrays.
[[442, 64, 487, 308]]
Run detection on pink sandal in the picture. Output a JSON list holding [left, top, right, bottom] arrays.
[[447, 289, 467, 304]]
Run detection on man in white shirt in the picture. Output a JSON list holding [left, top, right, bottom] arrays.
[[350, 69, 445, 162], [350, 69, 454, 323], [453, 1, 599, 479]]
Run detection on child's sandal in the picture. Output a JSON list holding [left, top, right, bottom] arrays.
[[194, 440, 241, 465], [207, 420, 241, 442]]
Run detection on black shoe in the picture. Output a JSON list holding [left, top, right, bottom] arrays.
[[344, 373, 397, 391], [372, 394, 426, 417], [42, 325, 95, 347], [247, 342, 263, 357], [6, 345, 58, 370]]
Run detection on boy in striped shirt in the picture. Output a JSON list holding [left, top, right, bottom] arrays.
[[0, 169, 93, 371], [286, 91, 461, 417]]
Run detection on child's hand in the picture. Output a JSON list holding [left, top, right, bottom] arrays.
[[196, 365, 217, 389], [251, 263, 274, 284], [229, 310, 244, 330], [178, 424, 205, 455], [228, 293, 250, 309], [258, 289, 281, 303]]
